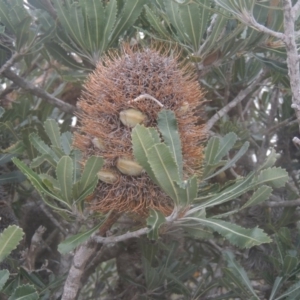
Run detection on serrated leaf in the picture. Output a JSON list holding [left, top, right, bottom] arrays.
[[214, 132, 237, 163], [45, 42, 86, 69], [0, 107, 5, 118], [56, 156, 73, 204], [61, 131, 72, 155], [147, 143, 181, 205], [276, 281, 300, 300], [179, 176, 198, 206], [0, 225, 24, 263], [0, 153, 15, 166], [164, 0, 187, 42], [256, 167, 288, 188], [0, 171, 26, 184], [100, 0, 118, 54], [29, 133, 58, 161], [269, 277, 283, 300], [191, 171, 255, 213], [30, 154, 56, 168], [184, 217, 271, 248], [8, 284, 38, 300], [44, 119, 61, 149], [12, 158, 72, 210], [144, 5, 170, 39], [109, 0, 147, 46], [241, 185, 272, 209], [204, 136, 220, 165], [132, 124, 160, 185], [79, 156, 104, 193], [157, 110, 183, 179], [204, 141, 249, 180], [283, 255, 298, 275], [58, 221, 104, 254], [179, 0, 211, 51], [75, 177, 98, 203], [258, 148, 279, 171], [3, 141, 26, 155], [223, 251, 259, 298], [0, 269, 9, 291], [147, 209, 166, 240], [39, 174, 60, 193]]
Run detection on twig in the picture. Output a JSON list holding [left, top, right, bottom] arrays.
[[292, 0, 300, 16], [0, 52, 20, 75], [2, 69, 77, 114], [24, 225, 47, 271], [128, 94, 164, 107], [242, 10, 285, 40], [206, 70, 267, 130], [93, 227, 149, 244], [263, 199, 300, 207], [282, 0, 300, 129]]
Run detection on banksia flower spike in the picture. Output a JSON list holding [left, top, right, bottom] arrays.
[[74, 45, 206, 215]]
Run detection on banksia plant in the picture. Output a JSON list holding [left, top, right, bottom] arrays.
[[74, 45, 206, 215]]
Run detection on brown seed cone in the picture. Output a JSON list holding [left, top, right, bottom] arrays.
[[74, 45, 206, 215]]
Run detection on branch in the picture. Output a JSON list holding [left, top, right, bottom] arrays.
[[242, 10, 285, 40], [263, 199, 300, 207], [282, 0, 300, 128], [93, 227, 149, 244], [292, 0, 300, 17], [0, 52, 20, 75], [206, 70, 267, 130], [61, 239, 98, 300], [2, 69, 77, 115]]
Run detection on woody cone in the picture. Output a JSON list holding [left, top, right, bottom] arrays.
[[74, 45, 206, 215]]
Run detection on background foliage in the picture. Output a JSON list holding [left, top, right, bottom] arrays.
[[0, 0, 300, 299]]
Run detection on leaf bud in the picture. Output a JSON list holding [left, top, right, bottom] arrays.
[[116, 157, 143, 176], [97, 170, 118, 184], [92, 137, 105, 150], [119, 108, 146, 128]]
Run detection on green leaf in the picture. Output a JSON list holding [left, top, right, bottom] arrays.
[[269, 277, 283, 300], [39, 174, 60, 193], [0, 225, 24, 263], [8, 284, 38, 300], [58, 221, 104, 254], [241, 185, 272, 209], [56, 156, 73, 205], [214, 132, 237, 163], [0, 171, 26, 185], [99, 0, 118, 54], [109, 0, 147, 46], [0, 107, 5, 118], [193, 171, 255, 212], [29, 133, 58, 161], [146, 209, 166, 240], [61, 131, 72, 155], [12, 158, 72, 210], [30, 154, 57, 168], [157, 110, 183, 179], [44, 119, 61, 149], [256, 167, 288, 188], [204, 141, 249, 180], [258, 148, 279, 171], [184, 217, 271, 248], [0, 269, 9, 291], [178, 0, 211, 51], [144, 5, 170, 39], [148, 143, 181, 205], [79, 156, 104, 193], [282, 255, 298, 275], [204, 136, 220, 165], [132, 124, 160, 185], [178, 176, 198, 206], [223, 251, 259, 298], [275, 281, 300, 300]]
